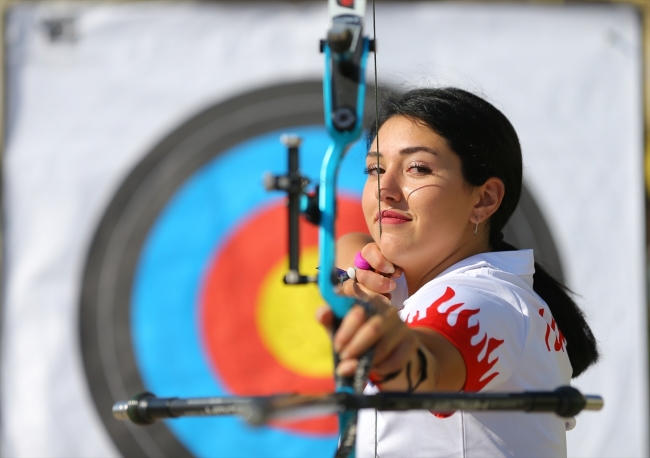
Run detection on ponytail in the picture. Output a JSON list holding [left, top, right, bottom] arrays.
[[493, 240, 599, 378]]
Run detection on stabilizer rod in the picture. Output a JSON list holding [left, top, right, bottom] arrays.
[[113, 386, 603, 427]]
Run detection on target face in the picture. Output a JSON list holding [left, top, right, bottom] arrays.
[[79, 81, 564, 457]]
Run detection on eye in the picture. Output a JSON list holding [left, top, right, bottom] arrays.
[[363, 164, 384, 176], [408, 162, 432, 175]]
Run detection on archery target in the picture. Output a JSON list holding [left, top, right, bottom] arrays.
[[131, 127, 366, 456], [79, 81, 564, 457]]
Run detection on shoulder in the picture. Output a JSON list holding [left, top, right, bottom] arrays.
[[401, 277, 528, 326], [401, 280, 528, 392], [402, 250, 538, 322]]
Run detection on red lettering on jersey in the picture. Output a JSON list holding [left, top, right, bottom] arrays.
[[406, 287, 504, 392], [538, 308, 566, 352]]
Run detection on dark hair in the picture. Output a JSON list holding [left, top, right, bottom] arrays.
[[367, 87, 598, 377]]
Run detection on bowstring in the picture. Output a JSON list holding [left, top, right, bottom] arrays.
[[372, 0, 381, 240], [372, 2, 380, 456]]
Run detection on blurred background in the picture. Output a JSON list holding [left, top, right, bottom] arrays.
[[0, 0, 647, 457]]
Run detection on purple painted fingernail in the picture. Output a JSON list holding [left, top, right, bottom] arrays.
[[354, 251, 372, 270]]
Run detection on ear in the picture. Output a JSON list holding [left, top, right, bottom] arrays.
[[473, 177, 505, 223]]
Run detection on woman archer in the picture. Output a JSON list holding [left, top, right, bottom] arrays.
[[317, 87, 599, 457]]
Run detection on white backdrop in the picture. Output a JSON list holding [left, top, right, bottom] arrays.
[[2, 2, 645, 457]]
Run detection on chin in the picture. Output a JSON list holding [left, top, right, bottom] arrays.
[[376, 237, 409, 266]]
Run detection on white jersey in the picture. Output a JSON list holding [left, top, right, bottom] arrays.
[[357, 250, 573, 458]]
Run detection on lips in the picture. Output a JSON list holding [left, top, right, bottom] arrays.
[[377, 209, 412, 224]]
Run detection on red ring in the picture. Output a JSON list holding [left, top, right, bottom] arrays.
[[200, 195, 368, 434]]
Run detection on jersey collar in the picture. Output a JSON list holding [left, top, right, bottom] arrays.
[[436, 249, 536, 286]]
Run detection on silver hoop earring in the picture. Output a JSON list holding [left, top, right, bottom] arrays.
[[474, 221, 478, 236]]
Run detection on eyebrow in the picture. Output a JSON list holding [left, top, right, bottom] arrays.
[[366, 146, 440, 158]]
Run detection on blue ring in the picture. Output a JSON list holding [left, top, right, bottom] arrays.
[[131, 126, 367, 457]]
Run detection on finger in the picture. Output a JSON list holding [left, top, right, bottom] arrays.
[[373, 338, 418, 376], [339, 313, 386, 360], [315, 305, 335, 338], [356, 269, 396, 294], [361, 244, 395, 275], [335, 358, 359, 377], [351, 283, 395, 313], [390, 266, 404, 279], [332, 305, 367, 353]]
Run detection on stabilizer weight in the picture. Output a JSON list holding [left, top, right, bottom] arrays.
[[112, 392, 176, 425]]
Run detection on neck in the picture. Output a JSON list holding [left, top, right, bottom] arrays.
[[404, 236, 490, 296]]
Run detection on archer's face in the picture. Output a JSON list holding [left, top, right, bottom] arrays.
[[362, 115, 479, 283]]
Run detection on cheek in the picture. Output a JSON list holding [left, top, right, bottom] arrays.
[[412, 188, 471, 229]]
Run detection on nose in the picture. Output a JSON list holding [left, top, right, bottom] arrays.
[[374, 168, 404, 204]]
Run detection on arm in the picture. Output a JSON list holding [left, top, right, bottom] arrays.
[[326, 287, 466, 393]]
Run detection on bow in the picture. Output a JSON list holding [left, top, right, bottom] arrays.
[[111, 3, 604, 457], [318, 2, 375, 455], [270, 2, 377, 454]]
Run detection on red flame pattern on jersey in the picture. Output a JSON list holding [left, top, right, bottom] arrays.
[[538, 308, 566, 352], [406, 286, 504, 392]]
